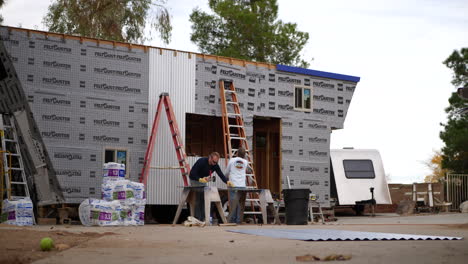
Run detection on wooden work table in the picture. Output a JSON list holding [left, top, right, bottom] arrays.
[[172, 186, 280, 225]]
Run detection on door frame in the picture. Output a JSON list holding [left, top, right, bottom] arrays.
[[252, 116, 282, 196]]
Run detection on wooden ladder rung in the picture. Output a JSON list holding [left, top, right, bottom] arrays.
[[11, 181, 27, 185], [231, 148, 249, 152], [230, 137, 247, 140]]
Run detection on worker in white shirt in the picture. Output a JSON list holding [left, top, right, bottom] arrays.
[[225, 147, 248, 224]]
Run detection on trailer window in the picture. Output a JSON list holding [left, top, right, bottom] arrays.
[[343, 160, 375, 179]]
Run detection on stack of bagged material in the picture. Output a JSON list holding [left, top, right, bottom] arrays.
[[1, 198, 34, 226], [100, 180, 146, 226], [79, 163, 146, 226], [103, 162, 126, 183]]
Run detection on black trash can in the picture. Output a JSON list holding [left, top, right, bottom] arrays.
[[282, 189, 310, 225]]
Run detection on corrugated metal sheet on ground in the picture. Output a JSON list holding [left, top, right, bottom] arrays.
[[227, 229, 463, 241]]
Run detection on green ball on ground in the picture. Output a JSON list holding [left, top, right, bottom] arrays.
[[40, 237, 54, 251]]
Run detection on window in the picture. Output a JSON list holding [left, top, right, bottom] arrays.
[[343, 160, 375, 179], [104, 148, 130, 178], [104, 149, 128, 177], [295, 86, 312, 111]]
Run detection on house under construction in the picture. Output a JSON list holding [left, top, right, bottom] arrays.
[[0, 26, 360, 208]]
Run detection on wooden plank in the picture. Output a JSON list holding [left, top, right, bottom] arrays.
[[278, 119, 282, 197], [266, 131, 270, 189], [37, 218, 56, 225], [404, 192, 441, 195], [196, 54, 275, 70]]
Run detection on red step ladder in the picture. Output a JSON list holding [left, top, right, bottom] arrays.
[[139, 93, 190, 187]]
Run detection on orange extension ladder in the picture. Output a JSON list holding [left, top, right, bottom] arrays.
[[219, 79, 261, 218], [139, 93, 190, 187]]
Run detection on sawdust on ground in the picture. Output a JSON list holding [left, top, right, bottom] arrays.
[[0, 226, 114, 264]]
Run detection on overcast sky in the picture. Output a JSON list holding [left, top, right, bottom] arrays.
[[3, 0, 468, 183]]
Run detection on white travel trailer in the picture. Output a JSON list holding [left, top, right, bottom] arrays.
[[330, 149, 392, 212]]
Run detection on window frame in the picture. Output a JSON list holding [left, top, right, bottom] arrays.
[[342, 159, 376, 179], [104, 147, 129, 178], [294, 86, 312, 112]]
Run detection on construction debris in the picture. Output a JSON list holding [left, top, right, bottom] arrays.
[[296, 254, 352, 262], [183, 216, 206, 227], [55, 243, 71, 251], [323, 255, 352, 261], [219, 223, 237, 227], [296, 254, 321, 262]]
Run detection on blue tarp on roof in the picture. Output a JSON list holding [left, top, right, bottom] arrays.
[[277, 64, 360, 83]]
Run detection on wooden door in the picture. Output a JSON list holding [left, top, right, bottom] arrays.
[[254, 131, 267, 188], [253, 117, 281, 195]]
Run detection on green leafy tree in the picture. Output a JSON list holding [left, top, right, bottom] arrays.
[[43, 0, 172, 44], [0, 0, 6, 24], [440, 48, 468, 173], [189, 0, 310, 67]]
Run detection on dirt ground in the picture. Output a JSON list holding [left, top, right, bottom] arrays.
[[0, 224, 114, 264], [1, 213, 467, 264]]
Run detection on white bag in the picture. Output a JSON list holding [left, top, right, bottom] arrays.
[[103, 162, 126, 183], [78, 199, 93, 226], [90, 200, 122, 226], [133, 199, 146, 226], [1, 198, 34, 226], [120, 205, 136, 226], [101, 180, 130, 201]]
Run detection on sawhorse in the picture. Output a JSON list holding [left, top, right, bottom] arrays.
[[172, 186, 227, 226]]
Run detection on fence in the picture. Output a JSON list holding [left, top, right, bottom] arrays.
[[446, 173, 468, 211]]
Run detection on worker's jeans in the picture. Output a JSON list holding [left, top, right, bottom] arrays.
[[229, 187, 246, 224], [190, 180, 207, 221]]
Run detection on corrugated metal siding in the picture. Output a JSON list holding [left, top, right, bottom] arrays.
[[147, 48, 196, 204]]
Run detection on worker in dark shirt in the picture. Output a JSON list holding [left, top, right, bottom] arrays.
[[189, 152, 228, 184], [189, 152, 232, 221]]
